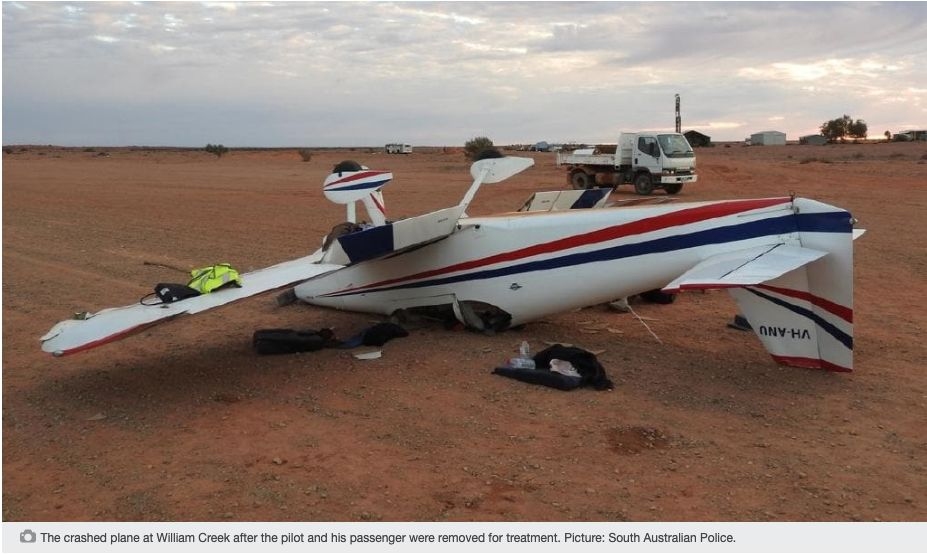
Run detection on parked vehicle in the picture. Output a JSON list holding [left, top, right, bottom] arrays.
[[385, 143, 412, 154], [556, 132, 697, 195]]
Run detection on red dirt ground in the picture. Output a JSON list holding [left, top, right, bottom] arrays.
[[2, 143, 926, 522]]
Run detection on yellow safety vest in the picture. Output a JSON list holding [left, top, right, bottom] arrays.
[[187, 263, 242, 294]]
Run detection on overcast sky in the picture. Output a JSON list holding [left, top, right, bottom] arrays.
[[3, 1, 925, 146]]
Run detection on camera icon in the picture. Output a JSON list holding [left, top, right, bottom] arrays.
[[20, 529, 37, 543]]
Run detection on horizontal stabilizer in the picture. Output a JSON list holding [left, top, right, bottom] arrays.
[[41, 253, 343, 356], [663, 244, 828, 292]]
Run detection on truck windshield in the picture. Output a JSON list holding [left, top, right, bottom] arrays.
[[657, 134, 695, 158]]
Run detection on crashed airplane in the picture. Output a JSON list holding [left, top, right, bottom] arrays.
[[41, 154, 864, 371]]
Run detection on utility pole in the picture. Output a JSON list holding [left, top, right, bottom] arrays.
[[675, 93, 681, 133]]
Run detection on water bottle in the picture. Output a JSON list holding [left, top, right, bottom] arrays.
[[508, 340, 535, 369]]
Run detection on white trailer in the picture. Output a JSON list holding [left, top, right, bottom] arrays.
[[385, 143, 413, 154], [556, 132, 697, 195]]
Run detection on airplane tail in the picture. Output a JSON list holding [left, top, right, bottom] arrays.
[[665, 198, 862, 371], [730, 198, 859, 371]]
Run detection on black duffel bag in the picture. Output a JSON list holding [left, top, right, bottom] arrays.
[[252, 328, 337, 355]]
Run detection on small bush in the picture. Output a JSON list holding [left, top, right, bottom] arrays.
[[297, 148, 313, 162], [464, 136, 494, 160], [2, 147, 13, 155], [205, 143, 229, 158]]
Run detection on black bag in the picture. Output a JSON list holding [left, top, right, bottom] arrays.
[[253, 328, 337, 355], [492, 366, 583, 391], [339, 322, 409, 348], [140, 283, 201, 305], [533, 344, 614, 391]]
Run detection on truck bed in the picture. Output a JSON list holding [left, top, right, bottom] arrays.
[[556, 152, 616, 166]]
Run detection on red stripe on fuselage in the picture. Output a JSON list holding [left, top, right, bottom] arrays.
[[333, 197, 791, 295]]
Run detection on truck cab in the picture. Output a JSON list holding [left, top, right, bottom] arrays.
[[621, 132, 697, 194]]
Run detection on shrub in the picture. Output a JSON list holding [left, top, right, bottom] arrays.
[[205, 144, 229, 158], [464, 136, 494, 160], [297, 148, 313, 162]]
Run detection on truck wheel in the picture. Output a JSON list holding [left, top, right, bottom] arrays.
[[571, 171, 593, 190], [633, 173, 654, 195], [663, 183, 683, 195]]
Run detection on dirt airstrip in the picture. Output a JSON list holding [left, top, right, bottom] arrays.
[[2, 143, 926, 522]]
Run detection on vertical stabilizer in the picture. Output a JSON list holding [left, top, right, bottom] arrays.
[[728, 199, 857, 371]]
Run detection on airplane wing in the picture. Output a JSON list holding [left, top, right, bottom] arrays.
[[40, 252, 343, 356], [662, 244, 828, 292]]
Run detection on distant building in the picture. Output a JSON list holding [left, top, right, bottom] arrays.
[[902, 130, 927, 141], [800, 134, 827, 145], [683, 130, 711, 147], [750, 131, 787, 146]]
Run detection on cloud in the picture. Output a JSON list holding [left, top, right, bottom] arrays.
[[3, 1, 926, 145]]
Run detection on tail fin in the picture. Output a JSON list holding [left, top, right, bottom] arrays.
[[729, 199, 858, 371]]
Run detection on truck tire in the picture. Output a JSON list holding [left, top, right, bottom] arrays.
[[633, 173, 654, 195], [571, 171, 593, 190], [663, 182, 683, 195]]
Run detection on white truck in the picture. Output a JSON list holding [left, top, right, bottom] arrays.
[[555, 132, 697, 195]]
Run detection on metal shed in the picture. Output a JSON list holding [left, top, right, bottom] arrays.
[[750, 131, 787, 146], [683, 130, 711, 147], [800, 134, 827, 145]]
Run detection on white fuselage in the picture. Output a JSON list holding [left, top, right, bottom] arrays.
[[295, 198, 800, 325]]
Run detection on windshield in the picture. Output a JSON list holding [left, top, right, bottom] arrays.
[[657, 134, 695, 158]]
